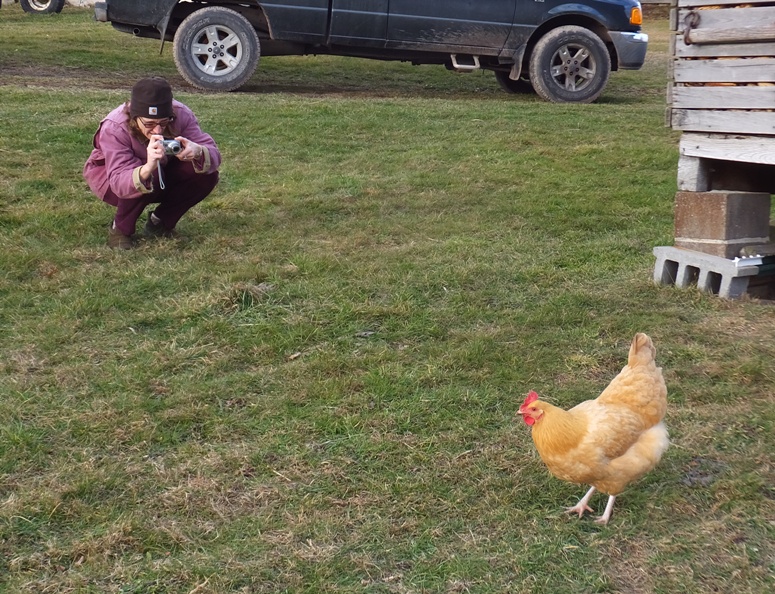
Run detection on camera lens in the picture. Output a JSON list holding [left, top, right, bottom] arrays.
[[163, 140, 182, 155]]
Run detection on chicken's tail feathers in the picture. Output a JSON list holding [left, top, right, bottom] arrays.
[[628, 333, 656, 367]]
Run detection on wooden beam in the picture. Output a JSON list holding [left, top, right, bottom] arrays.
[[673, 58, 775, 83], [686, 24, 775, 45], [672, 109, 775, 135], [670, 85, 775, 109], [678, 0, 770, 8], [680, 132, 775, 165], [674, 34, 775, 58]]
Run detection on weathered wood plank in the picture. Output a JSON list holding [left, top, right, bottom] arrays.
[[671, 85, 775, 109], [675, 34, 775, 58], [670, 7, 679, 32], [673, 58, 775, 83], [673, 109, 775, 135], [680, 132, 775, 165], [678, 6, 775, 30], [675, 7, 775, 52], [677, 153, 711, 191], [678, 0, 772, 8]]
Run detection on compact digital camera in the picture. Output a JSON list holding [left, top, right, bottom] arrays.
[[162, 139, 182, 156]]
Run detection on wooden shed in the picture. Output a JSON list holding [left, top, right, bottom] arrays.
[[655, 0, 775, 298]]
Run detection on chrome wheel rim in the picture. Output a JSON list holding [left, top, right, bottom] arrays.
[[190, 24, 243, 76], [549, 43, 596, 92]]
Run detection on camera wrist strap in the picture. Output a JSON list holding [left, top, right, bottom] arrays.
[[157, 161, 166, 190]]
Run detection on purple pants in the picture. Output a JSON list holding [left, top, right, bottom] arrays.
[[106, 159, 219, 236]]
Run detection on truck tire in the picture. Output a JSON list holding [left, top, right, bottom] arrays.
[[494, 71, 534, 95], [173, 6, 260, 92], [529, 25, 610, 104], [20, 0, 65, 13]]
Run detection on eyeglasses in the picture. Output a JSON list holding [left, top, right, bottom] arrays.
[[137, 117, 173, 129]]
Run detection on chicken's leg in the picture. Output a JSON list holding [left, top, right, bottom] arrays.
[[565, 486, 596, 518], [594, 495, 616, 525]]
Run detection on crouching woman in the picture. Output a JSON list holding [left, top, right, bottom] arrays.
[[83, 77, 221, 249]]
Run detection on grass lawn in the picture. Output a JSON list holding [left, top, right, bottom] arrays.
[[1, 5, 774, 593]]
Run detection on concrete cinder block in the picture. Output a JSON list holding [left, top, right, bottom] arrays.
[[653, 246, 760, 299], [674, 191, 771, 258]]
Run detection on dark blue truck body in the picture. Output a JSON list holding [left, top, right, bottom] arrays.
[[95, 0, 648, 103]]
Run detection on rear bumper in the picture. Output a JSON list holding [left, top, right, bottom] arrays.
[[610, 31, 648, 70]]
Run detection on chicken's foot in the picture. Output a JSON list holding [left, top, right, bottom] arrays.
[[565, 486, 596, 518]]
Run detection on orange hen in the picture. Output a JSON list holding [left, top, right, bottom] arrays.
[[518, 333, 669, 525]]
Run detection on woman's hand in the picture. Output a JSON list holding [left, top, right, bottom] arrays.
[[139, 134, 164, 182], [176, 137, 203, 162]]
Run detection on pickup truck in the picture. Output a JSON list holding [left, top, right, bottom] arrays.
[[94, 0, 648, 103]]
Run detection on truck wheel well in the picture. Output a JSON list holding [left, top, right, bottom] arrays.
[[167, 1, 270, 39], [523, 16, 618, 73]]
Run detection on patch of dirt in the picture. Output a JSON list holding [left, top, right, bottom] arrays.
[[0, 62, 497, 101], [681, 456, 727, 488], [1, 64, 189, 92]]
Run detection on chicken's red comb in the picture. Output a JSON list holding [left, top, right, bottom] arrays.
[[522, 391, 539, 406]]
